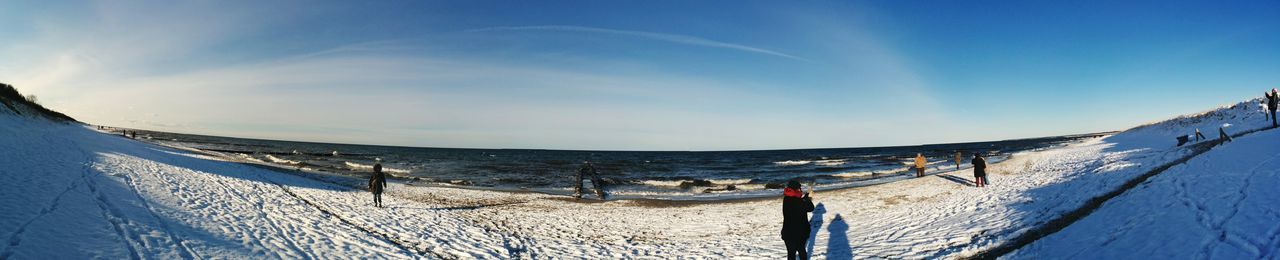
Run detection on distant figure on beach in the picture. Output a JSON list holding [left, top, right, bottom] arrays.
[[1195, 128, 1206, 141], [780, 180, 814, 260], [369, 163, 387, 207], [972, 153, 988, 187], [914, 153, 926, 177], [954, 151, 963, 170], [575, 162, 606, 199]]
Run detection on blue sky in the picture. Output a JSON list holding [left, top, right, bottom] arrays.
[[2, 1, 1278, 150]]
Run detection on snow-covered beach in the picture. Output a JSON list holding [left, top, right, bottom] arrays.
[[2, 93, 1278, 259]]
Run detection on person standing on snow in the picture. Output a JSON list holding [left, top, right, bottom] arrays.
[[574, 162, 607, 200], [1266, 88, 1279, 128], [780, 180, 814, 260], [954, 151, 963, 170], [369, 163, 387, 207], [972, 153, 988, 187], [914, 153, 927, 177]]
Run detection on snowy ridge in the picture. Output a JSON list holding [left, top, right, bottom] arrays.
[[1012, 120, 1280, 259], [0, 83, 76, 122]]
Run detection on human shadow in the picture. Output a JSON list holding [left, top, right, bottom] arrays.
[[807, 203, 826, 259], [826, 214, 852, 260], [936, 174, 975, 187]]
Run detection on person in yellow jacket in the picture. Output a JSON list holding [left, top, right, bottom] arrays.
[[914, 153, 926, 177], [954, 152, 963, 170]]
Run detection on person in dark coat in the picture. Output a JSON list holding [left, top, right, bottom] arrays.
[[369, 163, 387, 207], [1266, 88, 1279, 128], [574, 162, 606, 199], [780, 180, 814, 260], [972, 153, 988, 187]]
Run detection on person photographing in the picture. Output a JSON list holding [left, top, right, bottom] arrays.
[[780, 180, 815, 260]]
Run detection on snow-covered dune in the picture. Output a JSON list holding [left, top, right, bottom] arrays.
[[0, 89, 1276, 259], [1011, 121, 1280, 259]]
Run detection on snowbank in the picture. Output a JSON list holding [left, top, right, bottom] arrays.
[[1011, 125, 1280, 259]]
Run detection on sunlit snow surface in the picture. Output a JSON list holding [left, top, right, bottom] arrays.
[[0, 98, 1274, 258]]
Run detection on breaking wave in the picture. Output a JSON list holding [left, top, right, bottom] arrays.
[[773, 160, 812, 166], [264, 155, 300, 165], [345, 161, 412, 174]]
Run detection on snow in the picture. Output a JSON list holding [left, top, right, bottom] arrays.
[[0, 97, 1275, 259], [1010, 122, 1280, 259]]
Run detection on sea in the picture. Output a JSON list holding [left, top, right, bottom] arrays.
[[127, 129, 1107, 200]]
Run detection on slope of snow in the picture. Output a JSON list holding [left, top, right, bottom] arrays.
[[0, 97, 1274, 259], [1010, 125, 1280, 259]]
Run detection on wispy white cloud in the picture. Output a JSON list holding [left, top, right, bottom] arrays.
[[466, 25, 808, 61], [0, 3, 973, 150]]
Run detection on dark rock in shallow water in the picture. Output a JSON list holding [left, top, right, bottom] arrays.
[[764, 183, 784, 189], [599, 177, 621, 185], [679, 180, 714, 189], [702, 184, 740, 193]]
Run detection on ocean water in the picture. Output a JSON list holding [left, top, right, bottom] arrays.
[[131, 129, 1105, 200]]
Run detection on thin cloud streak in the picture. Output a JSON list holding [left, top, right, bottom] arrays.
[[467, 25, 808, 61]]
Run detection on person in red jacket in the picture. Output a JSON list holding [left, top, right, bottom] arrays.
[[780, 180, 814, 260]]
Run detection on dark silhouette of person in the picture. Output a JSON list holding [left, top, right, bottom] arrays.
[[369, 163, 387, 207], [574, 162, 606, 199], [781, 180, 814, 260], [972, 153, 988, 187], [1267, 88, 1279, 128]]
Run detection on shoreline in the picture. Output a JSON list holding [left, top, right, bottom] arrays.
[[132, 132, 1096, 206]]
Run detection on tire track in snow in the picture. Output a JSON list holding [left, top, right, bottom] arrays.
[[199, 164, 310, 259], [120, 157, 279, 258], [141, 161, 284, 259], [82, 162, 144, 260], [225, 157, 530, 258], [104, 157, 200, 260], [245, 170, 431, 258]]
